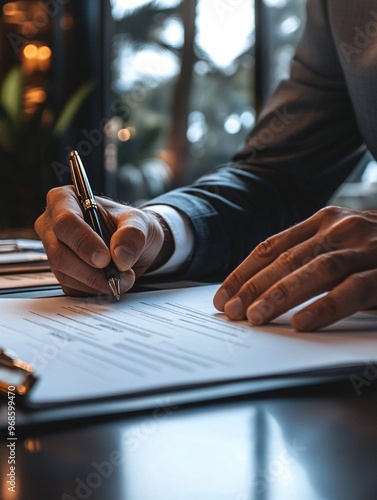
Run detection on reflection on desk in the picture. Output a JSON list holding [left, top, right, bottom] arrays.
[[1, 381, 377, 500]]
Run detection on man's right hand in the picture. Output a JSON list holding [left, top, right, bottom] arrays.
[[34, 186, 173, 297]]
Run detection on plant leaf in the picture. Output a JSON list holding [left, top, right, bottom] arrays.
[[0, 66, 22, 126], [53, 80, 94, 136]]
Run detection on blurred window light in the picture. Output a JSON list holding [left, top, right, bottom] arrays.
[[111, 0, 151, 19], [187, 111, 207, 143], [2, 1, 25, 23], [240, 110, 255, 128], [194, 60, 210, 76], [113, 43, 179, 92], [224, 114, 242, 135], [23, 43, 38, 59], [23, 86, 47, 116], [280, 15, 301, 36], [196, 0, 254, 70], [25, 87, 46, 103], [118, 128, 132, 142], [104, 117, 123, 141], [263, 0, 288, 8], [362, 161, 377, 184], [22, 43, 52, 73], [274, 45, 296, 80], [3, 2, 19, 16], [111, 0, 180, 20], [187, 123, 205, 143], [158, 18, 184, 48], [38, 45, 52, 61]]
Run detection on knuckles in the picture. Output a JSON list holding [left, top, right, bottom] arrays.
[[254, 236, 276, 259], [123, 226, 147, 252], [53, 211, 81, 241], [239, 280, 259, 301], [275, 248, 298, 275], [314, 252, 346, 278], [345, 271, 376, 300], [318, 206, 377, 237], [317, 294, 340, 318], [46, 185, 74, 208]]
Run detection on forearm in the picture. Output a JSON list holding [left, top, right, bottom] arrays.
[[146, 0, 367, 281]]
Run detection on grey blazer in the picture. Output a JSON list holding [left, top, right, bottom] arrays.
[[147, 0, 374, 280]]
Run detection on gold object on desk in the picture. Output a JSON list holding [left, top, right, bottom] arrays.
[[0, 349, 37, 396]]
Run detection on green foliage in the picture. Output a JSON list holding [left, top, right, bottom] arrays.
[[0, 66, 22, 126], [0, 66, 93, 228], [53, 80, 94, 135], [117, 3, 178, 51]]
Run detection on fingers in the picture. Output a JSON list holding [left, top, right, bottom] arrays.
[[110, 210, 164, 274], [36, 214, 135, 295], [223, 247, 376, 328], [213, 205, 377, 332], [213, 216, 319, 312], [56, 267, 135, 297], [35, 186, 165, 298], [243, 254, 339, 326], [213, 206, 354, 312], [110, 212, 149, 270], [222, 237, 341, 321], [45, 187, 111, 268], [292, 270, 377, 331]]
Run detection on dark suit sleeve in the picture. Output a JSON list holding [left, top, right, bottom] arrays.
[[145, 0, 366, 280]]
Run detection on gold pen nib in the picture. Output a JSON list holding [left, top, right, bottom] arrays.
[[108, 277, 121, 301]]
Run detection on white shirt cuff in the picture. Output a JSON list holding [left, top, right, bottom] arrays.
[[144, 204, 194, 275]]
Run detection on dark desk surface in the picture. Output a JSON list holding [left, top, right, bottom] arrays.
[[1, 379, 377, 500]]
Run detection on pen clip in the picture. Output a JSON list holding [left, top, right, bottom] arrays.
[[69, 150, 97, 211], [70, 160, 83, 205], [0, 349, 37, 397]]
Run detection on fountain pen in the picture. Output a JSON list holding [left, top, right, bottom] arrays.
[[69, 150, 121, 300]]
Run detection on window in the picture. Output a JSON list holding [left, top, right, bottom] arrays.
[[104, 0, 306, 205]]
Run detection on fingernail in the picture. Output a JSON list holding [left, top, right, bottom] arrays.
[[247, 300, 267, 325], [214, 288, 230, 310], [114, 246, 135, 268], [91, 251, 109, 268], [119, 271, 135, 294], [293, 311, 314, 331], [224, 297, 244, 319]]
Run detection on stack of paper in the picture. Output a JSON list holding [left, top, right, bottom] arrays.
[[0, 239, 50, 274], [0, 239, 61, 294], [0, 284, 376, 408]]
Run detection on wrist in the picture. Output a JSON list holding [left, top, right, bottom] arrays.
[[143, 209, 175, 272]]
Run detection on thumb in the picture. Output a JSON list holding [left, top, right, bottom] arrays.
[[109, 209, 164, 273]]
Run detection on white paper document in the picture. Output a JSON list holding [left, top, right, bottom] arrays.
[[1, 284, 377, 406], [0, 239, 50, 274]]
